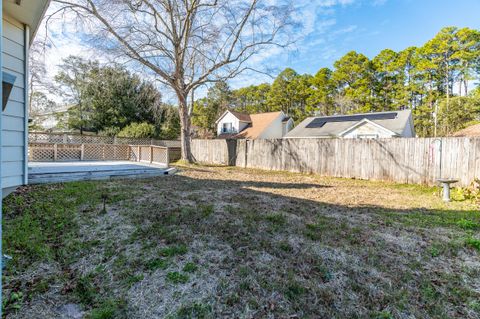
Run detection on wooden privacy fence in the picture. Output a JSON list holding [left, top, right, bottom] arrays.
[[29, 143, 170, 166], [191, 137, 480, 187]]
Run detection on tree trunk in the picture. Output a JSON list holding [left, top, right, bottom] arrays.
[[177, 91, 194, 163]]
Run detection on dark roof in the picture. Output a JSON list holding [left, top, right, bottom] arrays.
[[285, 110, 413, 138], [229, 110, 251, 122], [306, 112, 397, 128]]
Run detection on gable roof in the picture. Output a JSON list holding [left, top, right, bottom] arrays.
[[235, 111, 283, 139], [216, 110, 251, 124], [229, 110, 252, 122], [338, 118, 399, 137], [452, 123, 480, 137], [285, 109, 412, 138]]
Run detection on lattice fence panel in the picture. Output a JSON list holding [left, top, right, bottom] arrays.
[[139, 146, 152, 162], [115, 137, 152, 145], [152, 147, 168, 165], [29, 132, 180, 149], [29, 133, 64, 143], [57, 144, 82, 161], [129, 146, 140, 161], [83, 144, 103, 160], [29, 143, 55, 161], [114, 145, 130, 160]]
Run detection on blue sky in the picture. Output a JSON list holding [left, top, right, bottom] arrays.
[[266, 0, 480, 76]]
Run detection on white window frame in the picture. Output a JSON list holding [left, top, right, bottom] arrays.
[[222, 122, 233, 133]]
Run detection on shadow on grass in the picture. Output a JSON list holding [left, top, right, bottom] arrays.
[[2, 166, 480, 318]]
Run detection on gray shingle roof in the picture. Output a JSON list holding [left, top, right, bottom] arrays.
[[285, 109, 413, 138]]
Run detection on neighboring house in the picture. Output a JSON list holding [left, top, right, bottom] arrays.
[[451, 123, 480, 137], [284, 110, 415, 139], [216, 110, 294, 139], [1, 0, 51, 198]]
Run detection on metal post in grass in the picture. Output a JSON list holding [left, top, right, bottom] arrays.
[[101, 193, 108, 213]]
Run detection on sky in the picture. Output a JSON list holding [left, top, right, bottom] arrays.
[[268, 0, 480, 76], [41, 0, 480, 101]]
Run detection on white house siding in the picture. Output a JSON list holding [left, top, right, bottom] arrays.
[[259, 113, 284, 139], [217, 112, 249, 135], [402, 119, 415, 137], [342, 122, 395, 139], [282, 119, 294, 136], [1, 14, 26, 194]]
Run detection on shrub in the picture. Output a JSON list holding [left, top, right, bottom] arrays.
[[99, 126, 120, 137], [117, 122, 156, 138], [453, 179, 480, 204]]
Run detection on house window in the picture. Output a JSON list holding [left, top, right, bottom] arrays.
[[222, 122, 233, 133]]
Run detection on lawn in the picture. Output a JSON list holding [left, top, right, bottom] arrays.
[[2, 165, 480, 318]]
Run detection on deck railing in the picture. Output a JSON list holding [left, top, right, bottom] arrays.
[[29, 132, 181, 148], [29, 143, 170, 166]]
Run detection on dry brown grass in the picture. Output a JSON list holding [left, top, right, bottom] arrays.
[[2, 165, 480, 318]]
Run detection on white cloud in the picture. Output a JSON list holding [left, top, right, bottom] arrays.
[[36, 0, 359, 100]]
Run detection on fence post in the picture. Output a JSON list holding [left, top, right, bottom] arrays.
[[63, 133, 67, 143], [150, 146, 153, 164], [166, 147, 170, 167], [80, 144, 85, 160], [53, 144, 58, 161], [138, 146, 141, 162]]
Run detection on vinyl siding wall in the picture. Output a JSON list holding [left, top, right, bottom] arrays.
[[217, 112, 247, 136], [342, 122, 395, 139], [258, 114, 285, 139], [1, 14, 26, 191]]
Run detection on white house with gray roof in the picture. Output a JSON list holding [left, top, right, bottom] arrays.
[[284, 110, 415, 139]]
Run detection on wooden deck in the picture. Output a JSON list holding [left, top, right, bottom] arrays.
[[28, 161, 176, 184]]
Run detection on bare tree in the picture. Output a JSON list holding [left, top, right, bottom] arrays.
[[49, 0, 294, 161]]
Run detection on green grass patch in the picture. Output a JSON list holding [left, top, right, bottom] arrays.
[[198, 204, 214, 217], [285, 281, 306, 301], [465, 237, 480, 251], [87, 298, 126, 319], [74, 274, 99, 306], [182, 262, 198, 273], [159, 245, 188, 257], [145, 258, 169, 271], [457, 219, 479, 230], [2, 182, 100, 270], [166, 272, 189, 284], [171, 302, 212, 319], [304, 220, 330, 241]]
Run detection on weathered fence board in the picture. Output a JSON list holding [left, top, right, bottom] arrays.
[[191, 137, 480, 187]]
